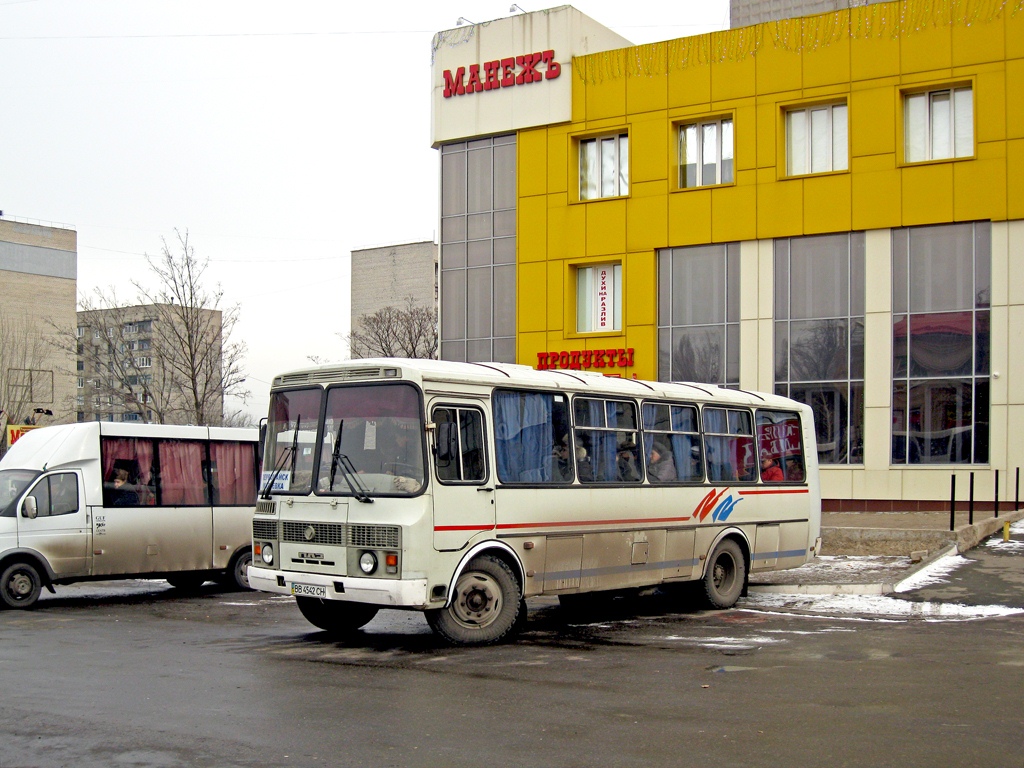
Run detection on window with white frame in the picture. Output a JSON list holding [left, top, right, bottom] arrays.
[[580, 133, 628, 200], [679, 118, 734, 188], [904, 86, 973, 163], [76, 326, 86, 338], [577, 263, 622, 333], [136, 356, 152, 368], [786, 102, 848, 176]]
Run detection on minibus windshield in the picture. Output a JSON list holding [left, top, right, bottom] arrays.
[[0, 469, 40, 517]]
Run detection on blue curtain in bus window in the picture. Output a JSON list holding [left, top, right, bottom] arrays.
[[494, 391, 553, 483], [669, 434, 702, 481]]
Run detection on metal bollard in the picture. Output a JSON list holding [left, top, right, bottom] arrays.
[[995, 469, 999, 519], [969, 472, 975, 526], [949, 474, 956, 532], [1005, 521, 1011, 542]]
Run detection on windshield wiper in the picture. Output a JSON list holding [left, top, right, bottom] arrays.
[[335, 453, 373, 504], [328, 420, 344, 491], [259, 418, 300, 500]]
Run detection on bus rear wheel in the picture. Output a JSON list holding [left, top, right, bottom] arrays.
[[702, 538, 746, 609], [1, 561, 43, 609], [426, 555, 522, 645], [295, 597, 379, 634]]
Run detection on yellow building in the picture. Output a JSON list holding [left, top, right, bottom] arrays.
[[431, 0, 1024, 511]]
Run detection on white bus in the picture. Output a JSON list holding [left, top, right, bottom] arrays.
[[0, 422, 259, 609], [249, 359, 821, 645]]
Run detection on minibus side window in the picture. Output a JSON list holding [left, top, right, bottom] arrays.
[[28, 473, 79, 517]]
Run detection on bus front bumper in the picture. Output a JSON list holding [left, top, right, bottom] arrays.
[[248, 565, 430, 608]]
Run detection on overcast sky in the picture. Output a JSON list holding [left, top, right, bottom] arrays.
[[1, 0, 729, 420]]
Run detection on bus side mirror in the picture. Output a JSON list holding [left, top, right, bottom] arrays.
[[22, 496, 38, 519], [436, 422, 458, 462]]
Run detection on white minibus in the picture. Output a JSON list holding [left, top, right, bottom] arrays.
[[249, 359, 821, 645], [0, 422, 259, 609]]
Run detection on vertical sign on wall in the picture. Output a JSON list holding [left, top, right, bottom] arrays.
[[596, 266, 611, 331]]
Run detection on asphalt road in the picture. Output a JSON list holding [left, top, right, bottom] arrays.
[[1, 533, 1022, 768]]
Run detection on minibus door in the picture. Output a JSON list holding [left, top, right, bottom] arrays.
[[430, 403, 495, 550], [17, 470, 90, 577]]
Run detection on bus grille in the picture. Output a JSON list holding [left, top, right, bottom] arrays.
[[349, 524, 400, 549], [274, 522, 400, 549], [282, 521, 346, 546], [255, 500, 276, 515], [252, 519, 278, 540]]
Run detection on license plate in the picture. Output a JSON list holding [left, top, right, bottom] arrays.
[[290, 582, 327, 598]]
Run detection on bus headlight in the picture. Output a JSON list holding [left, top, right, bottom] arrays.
[[260, 543, 275, 565], [358, 551, 378, 575]]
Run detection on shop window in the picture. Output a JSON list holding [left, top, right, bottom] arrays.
[[577, 263, 622, 333], [892, 222, 990, 464], [786, 102, 847, 176], [904, 86, 973, 163], [775, 232, 865, 465], [657, 243, 739, 387], [679, 118, 733, 188], [580, 133, 628, 200]]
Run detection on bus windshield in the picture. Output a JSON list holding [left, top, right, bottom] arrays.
[[0, 469, 40, 517], [263, 387, 323, 495], [315, 382, 425, 496]]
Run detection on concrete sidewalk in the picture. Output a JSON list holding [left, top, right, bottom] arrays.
[[747, 508, 1024, 595]]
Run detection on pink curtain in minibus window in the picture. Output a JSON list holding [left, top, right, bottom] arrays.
[[158, 440, 208, 506], [209, 441, 256, 505], [100, 437, 155, 505]]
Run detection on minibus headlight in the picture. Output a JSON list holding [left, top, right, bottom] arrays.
[[261, 543, 274, 565], [358, 551, 378, 575]]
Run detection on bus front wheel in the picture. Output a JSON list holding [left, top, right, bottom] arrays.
[[426, 555, 523, 645], [1, 561, 43, 609], [295, 597, 379, 634], [702, 539, 746, 609]]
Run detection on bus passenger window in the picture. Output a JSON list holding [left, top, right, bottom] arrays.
[[702, 407, 756, 483], [756, 410, 805, 483], [493, 390, 570, 484], [642, 402, 702, 482], [573, 397, 641, 484]]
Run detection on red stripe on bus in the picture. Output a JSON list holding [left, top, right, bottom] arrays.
[[738, 488, 810, 496], [434, 525, 496, 532], [496, 515, 694, 530]]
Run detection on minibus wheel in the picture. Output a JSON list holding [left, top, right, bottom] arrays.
[[220, 549, 252, 591], [295, 597, 379, 634], [701, 538, 746, 609], [426, 554, 522, 645], [0, 561, 42, 609]]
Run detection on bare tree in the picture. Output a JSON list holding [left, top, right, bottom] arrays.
[[0, 311, 55, 451], [347, 295, 438, 360], [134, 230, 249, 425], [53, 230, 249, 426]]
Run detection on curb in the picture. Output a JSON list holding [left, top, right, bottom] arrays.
[[746, 543, 961, 597]]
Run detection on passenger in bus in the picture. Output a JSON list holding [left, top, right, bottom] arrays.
[[616, 438, 641, 482], [760, 450, 785, 482], [574, 439, 594, 482], [552, 436, 573, 481], [647, 440, 677, 483], [377, 419, 418, 476], [785, 456, 805, 482], [109, 468, 139, 506]]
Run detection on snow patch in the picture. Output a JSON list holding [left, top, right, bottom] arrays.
[[893, 553, 969, 592]]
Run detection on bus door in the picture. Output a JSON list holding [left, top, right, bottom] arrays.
[[430, 403, 494, 550], [18, 470, 90, 578]]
